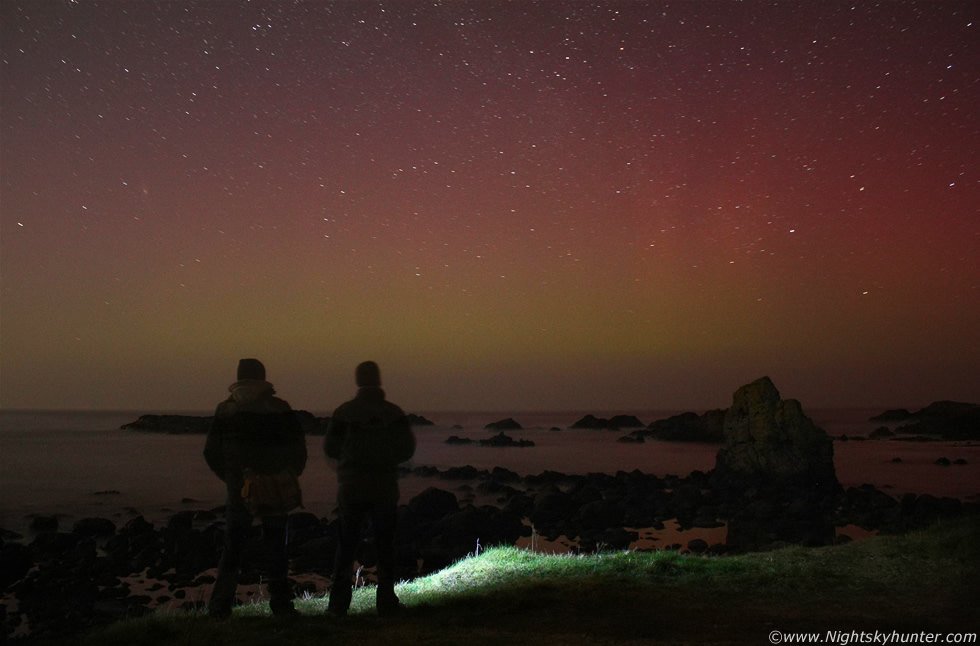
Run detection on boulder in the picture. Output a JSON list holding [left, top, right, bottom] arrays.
[[869, 408, 913, 422], [485, 418, 522, 431], [72, 518, 117, 538], [893, 402, 980, 441], [570, 414, 644, 430], [643, 409, 726, 442], [715, 377, 838, 493], [29, 516, 60, 533], [407, 487, 459, 522], [120, 414, 212, 434], [0, 543, 33, 587], [480, 432, 535, 447]]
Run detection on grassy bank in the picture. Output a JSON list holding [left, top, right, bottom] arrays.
[[30, 515, 979, 645]]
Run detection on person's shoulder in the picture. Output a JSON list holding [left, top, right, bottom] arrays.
[[214, 399, 236, 418], [331, 399, 355, 418], [267, 396, 293, 412], [384, 400, 406, 417]]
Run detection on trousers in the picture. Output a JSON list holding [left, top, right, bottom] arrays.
[[329, 496, 399, 613]]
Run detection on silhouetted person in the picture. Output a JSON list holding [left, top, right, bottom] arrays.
[[324, 361, 416, 617], [204, 358, 307, 617]]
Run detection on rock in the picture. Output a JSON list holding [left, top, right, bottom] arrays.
[[575, 500, 624, 530], [407, 488, 460, 522], [293, 410, 329, 435], [121, 414, 212, 434], [715, 377, 838, 493], [445, 435, 473, 445], [480, 432, 534, 447], [935, 457, 951, 466], [879, 401, 980, 441], [570, 414, 645, 430], [431, 506, 525, 548], [0, 527, 24, 541], [29, 516, 60, 533], [617, 434, 644, 443], [530, 489, 576, 528], [0, 543, 33, 587], [123, 410, 333, 435], [72, 518, 117, 538], [687, 538, 709, 554], [642, 409, 726, 442], [440, 465, 484, 480], [490, 467, 521, 483], [407, 414, 435, 426], [485, 418, 522, 431], [290, 536, 336, 571], [869, 427, 896, 439], [869, 408, 913, 422]]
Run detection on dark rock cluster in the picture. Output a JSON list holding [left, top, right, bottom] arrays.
[[11, 378, 970, 639], [4, 458, 975, 639], [121, 411, 435, 436], [445, 432, 535, 447], [627, 409, 727, 443], [569, 414, 645, 430], [869, 401, 980, 441], [484, 418, 523, 431]]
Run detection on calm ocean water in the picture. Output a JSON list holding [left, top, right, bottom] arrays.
[[1, 408, 978, 537]]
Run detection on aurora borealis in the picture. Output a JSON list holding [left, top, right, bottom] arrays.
[[1, 1, 977, 412]]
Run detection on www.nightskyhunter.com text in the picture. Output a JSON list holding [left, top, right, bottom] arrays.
[[769, 631, 977, 645]]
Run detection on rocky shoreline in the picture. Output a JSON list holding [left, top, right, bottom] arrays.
[[120, 399, 979, 444], [3, 460, 975, 640], [5, 379, 977, 639]]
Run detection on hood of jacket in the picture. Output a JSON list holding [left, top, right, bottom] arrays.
[[229, 379, 275, 403]]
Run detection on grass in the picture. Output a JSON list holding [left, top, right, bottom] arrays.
[[28, 515, 979, 645]]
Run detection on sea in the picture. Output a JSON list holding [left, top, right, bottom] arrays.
[[2, 408, 979, 541]]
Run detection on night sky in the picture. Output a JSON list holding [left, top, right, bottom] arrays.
[[1, 1, 977, 413]]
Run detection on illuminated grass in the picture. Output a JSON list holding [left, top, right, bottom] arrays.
[[30, 515, 979, 645]]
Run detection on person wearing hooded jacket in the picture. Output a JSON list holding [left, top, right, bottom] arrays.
[[203, 358, 307, 618], [324, 360, 416, 617]]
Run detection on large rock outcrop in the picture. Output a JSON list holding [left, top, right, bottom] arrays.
[[715, 377, 838, 492]]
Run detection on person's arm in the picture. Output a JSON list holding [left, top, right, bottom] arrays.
[[324, 411, 347, 460], [388, 410, 416, 464], [203, 415, 226, 480]]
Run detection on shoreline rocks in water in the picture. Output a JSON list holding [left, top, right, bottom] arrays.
[[626, 409, 727, 443], [121, 411, 435, 435], [5, 460, 975, 640], [485, 418, 523, 431], [869, 401, 980, 441], [445, 433, 535, 448], [569, 414, 645, 430]]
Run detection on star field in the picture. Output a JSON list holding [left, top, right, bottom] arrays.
[[1, 1, 977, 412]]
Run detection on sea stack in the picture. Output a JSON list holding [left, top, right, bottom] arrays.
[[715, 376, 838, 493]]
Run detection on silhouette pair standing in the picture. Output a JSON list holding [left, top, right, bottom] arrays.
[[203, 359, 416, 618]]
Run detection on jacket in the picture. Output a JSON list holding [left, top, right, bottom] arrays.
[[204, 380, 307, 506], [324, 387, 416, 503]]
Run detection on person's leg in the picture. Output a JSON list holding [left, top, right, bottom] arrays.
[[372, 498, 400, 616], [261, 513, 297, 615], [209, 505, 252, 617], [329, 500, 366, 616]]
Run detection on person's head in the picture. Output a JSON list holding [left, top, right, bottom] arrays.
[[355, 361, 381, 388], [237, 358, 266, 381]]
